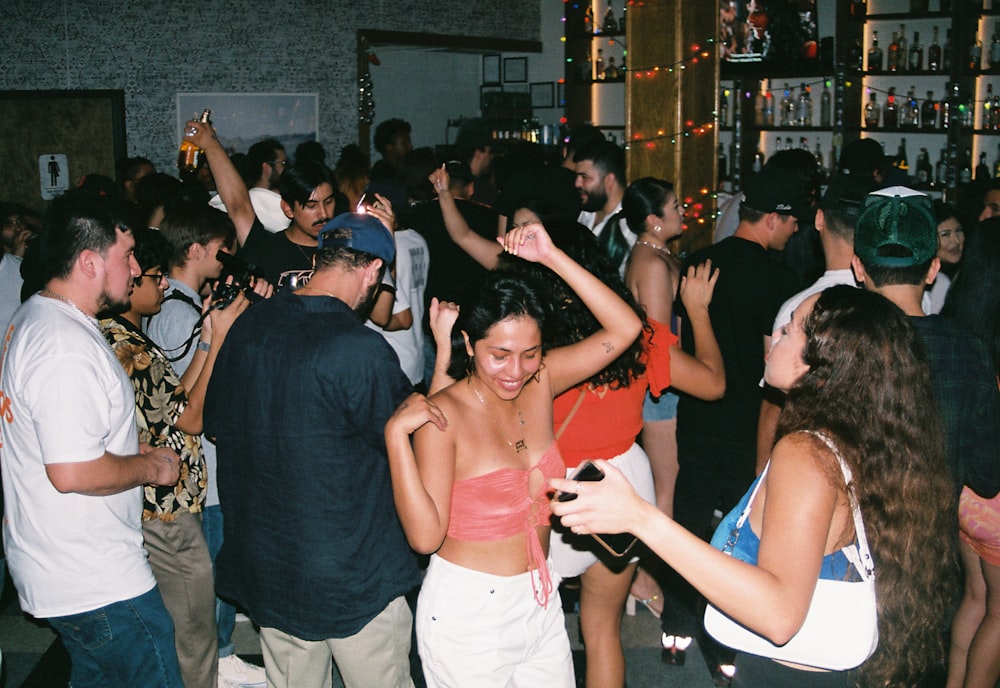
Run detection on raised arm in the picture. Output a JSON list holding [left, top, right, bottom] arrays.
[[429, 166, 502, 269], [503, 224, 642, 397], [384, 394, 453, 553], [183, 120, 256, 246], [551, 432, 841, 644], [427, 297, 460, 394], [666, 261, 725, 400]]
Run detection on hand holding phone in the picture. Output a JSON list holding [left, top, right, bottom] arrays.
[[555, 461, 638, 558]]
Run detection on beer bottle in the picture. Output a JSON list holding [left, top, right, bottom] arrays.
[[178, 109, 212, 174]]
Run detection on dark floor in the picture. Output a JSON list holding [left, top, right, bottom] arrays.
[[0, 576, 719, 688]]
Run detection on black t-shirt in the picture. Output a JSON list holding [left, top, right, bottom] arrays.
[[237, 218, 316, 289], [677, 236, 798, 445], [409, 199, 499, 318]]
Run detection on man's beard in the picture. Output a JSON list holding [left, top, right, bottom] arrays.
[[580, 185, 608, 212], [354, 280, 382, 319], [97, 291, 131, 318]]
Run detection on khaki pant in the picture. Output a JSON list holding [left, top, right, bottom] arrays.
[[260, 596, 414, 688], [143, 511, 219, 688]]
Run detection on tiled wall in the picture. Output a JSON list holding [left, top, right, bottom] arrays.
[[1, 0, 540, 172]]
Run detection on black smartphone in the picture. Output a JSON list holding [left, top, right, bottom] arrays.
[[555, 461, 638, 558]]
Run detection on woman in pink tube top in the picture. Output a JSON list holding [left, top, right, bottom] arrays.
[[384, 222, 642, 688]]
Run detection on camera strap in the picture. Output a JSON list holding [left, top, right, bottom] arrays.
[[159, 290, 208, 363]]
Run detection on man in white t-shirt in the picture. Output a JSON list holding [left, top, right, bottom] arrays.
[[0, 191, 183, 688]]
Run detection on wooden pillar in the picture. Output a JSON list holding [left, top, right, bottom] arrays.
[[627, 0, 717, 253]]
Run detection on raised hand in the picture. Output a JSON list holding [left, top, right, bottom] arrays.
[[498, 222, 555, 263], [679, 259, 719, 313]]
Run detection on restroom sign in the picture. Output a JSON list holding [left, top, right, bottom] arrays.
[[39, 154, 69, 200]]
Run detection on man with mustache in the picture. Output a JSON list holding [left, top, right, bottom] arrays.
[[183, 122, 335, 289]]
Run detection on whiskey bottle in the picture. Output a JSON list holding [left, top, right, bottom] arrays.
[[177, 109, 211, 174], [928, 27, 942, 71], [916, 147, 932, 187], [909, 32, 923, 71], [603, 7, 617, 34], [884, 88, 899, 128], [596, 48, 606, 80], [864, 91, 881, 128], [868, 31, 883, 73], [888, 31, 900, 72], [921, 91, 938, 130], [897, 26, 908, 72]]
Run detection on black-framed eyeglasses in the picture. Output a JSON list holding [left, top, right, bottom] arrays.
[[133, 272, 166, 286], [269, 159, 290, 168]]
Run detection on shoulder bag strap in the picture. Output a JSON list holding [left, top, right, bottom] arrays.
[[555, 386, 589, 441]]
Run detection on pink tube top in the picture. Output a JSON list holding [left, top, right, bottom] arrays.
[[447, 443, 566, 607]]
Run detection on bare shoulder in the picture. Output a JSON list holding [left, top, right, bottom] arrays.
[[770, 431, 845, 490]]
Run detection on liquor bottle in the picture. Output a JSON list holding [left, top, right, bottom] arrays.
[[820, 80, 832, 127], [797, 83, 812, 127], [775, 137, 785, 155], [895, 139, 910, 175], [969, 39, 983, 71], [604, 56, 620, 80], [898, 26, 908, 72], [864, 91, 881, 128], [849, 38, 864, 72], [909, 32, 923, 71], [916, 147, 932, 187], [764, 88, 775, 126], [868, 31, 883, 73], [935, 147, 948, 187], [959, 148, 972, 184], [596, 48, 606, 80], [721, 87, 731, 127], [977, 151, 991, 180], [785, 136, 793, 154], [884, 87, 899, 128], [177, 109, 211, 174], [943, 29, 953, 71], [991, 27, 1000, 68], [888, 31, 900, 72], [752, 145, 765, 173], [783, 84, 796, 126], [963, 92, 976, 129], [603, 6, 618, 34], [985, 84, 994, 130], [928, 27, 942, 71], [942, 82, 960, 129], [906, 87, 920, 128], [921, 91, 938, 130], [718, 143, 729, 181], [799, 136, 809, 151]]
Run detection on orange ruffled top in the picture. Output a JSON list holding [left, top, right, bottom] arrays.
[[552, 318, 677, 468], [446, 443, 566, 607]]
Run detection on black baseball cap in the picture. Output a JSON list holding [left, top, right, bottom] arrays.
[[741, 168, 809, 219]]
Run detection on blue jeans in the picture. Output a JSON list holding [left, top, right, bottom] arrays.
[[47, 586, 183, 688], [202, 504, 237, 657]]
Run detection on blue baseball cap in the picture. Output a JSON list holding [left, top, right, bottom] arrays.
[[317, 213, 395, 264]]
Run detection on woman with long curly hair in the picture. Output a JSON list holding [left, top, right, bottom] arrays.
[[552, 285, 958, 687]]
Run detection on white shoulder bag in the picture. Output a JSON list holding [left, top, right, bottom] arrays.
[[703, 431, 878, 671]]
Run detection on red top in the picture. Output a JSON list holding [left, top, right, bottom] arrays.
[[552, 319, 677, 468]]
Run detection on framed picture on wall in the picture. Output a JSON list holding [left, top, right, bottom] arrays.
[[530, 82, 554, 108], [482, 54, 501, 85], [176, 93, 319, 155], [503, 56, 528, 83]]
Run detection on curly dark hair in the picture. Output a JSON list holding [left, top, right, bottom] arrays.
[[500, 218, 648, 388], [775, 285, 958, 687]]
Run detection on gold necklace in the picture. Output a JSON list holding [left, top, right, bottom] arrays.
[[634, 239, 672, 254], [471, 380, 527, 453], [297, 286, 338, 298]]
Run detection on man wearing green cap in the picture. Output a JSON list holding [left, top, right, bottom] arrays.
[[852, 186, 1000, 500]]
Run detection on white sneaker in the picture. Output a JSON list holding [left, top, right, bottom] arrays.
[[218, 654, 266, 688]]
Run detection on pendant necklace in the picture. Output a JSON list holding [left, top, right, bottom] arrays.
[[472, 380, 527, 453], [634, 239, 672, 255], [41, 289, 96, 325]]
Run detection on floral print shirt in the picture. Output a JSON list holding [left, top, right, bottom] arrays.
[[100, 316, 205, 521]]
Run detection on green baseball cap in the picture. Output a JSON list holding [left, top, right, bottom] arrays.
[[855, 186, 937, 268]]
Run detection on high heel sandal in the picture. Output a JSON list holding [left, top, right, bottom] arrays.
[[660, 633, 691, 666], [625, 593, 663, 618]]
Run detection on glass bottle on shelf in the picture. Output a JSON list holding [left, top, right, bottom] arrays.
[[916, 148, 932, 187], [976, 151, 991, 180], [820, 80, 832, 127], [764, 88, 775, 126], [963, 92, 975, 129], [868, 31, 883, 73], [178, 109, 211, 174], [921, 91, 938, 130], [942, 82, 961, 130], [909, 32, 923, 71], [894, 139, 910, 175], [960, 148, 972, 184], [884, 88, 899, 128], [783, 84, 797, 126], [943, 29, 953, 71], [603, 6, 617, 34], [888, 31, 900, 72], [752, 145, 765, 173], [897, 26, 908, 72], [797, 84, 812, 127], [785, 136, 793, 153], [984, 84, 994, 130], [991, 27, 1000, 69], [993, 93, 1000, 129], [849, 38, 864, 72], [969, 39, 983, 72], [595, 48, 606, 80], [928, 27, 941, 72], [936, 147, 948, 187], [865, 91, 881, 128], [604, 56, 620, 80], [775, 138, 785, 155], [907, 87, 920, 128]]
